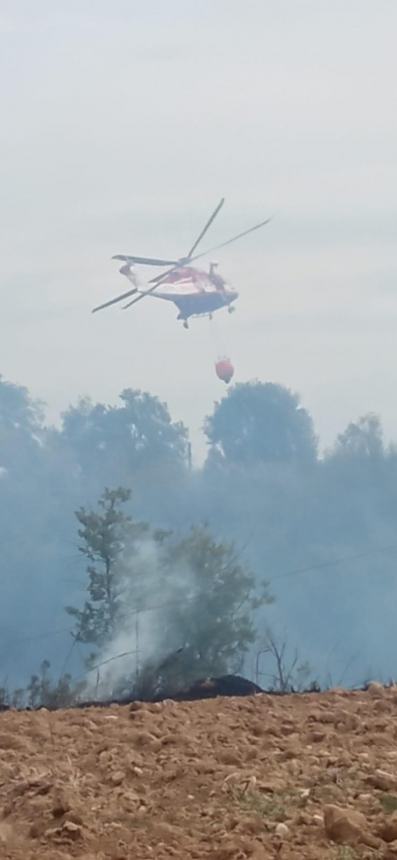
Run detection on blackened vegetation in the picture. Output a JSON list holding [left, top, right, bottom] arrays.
[[156, 674, 264, 701], [47, 675, 322, 711], [0, 674, 264, 711], [74, 674, 264, 709]]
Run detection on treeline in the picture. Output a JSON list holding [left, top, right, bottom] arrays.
[[0, 374, 397, 691]]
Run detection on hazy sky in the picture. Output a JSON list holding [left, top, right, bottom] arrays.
[[1, 0, 396, 460]]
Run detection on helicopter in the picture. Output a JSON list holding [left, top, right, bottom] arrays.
[[92, 198, 271, 329]]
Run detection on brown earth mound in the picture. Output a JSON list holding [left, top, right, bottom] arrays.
[[1, 683, 397, 858]]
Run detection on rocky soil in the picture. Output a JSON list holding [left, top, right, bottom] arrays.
[[1, 683, 397, 858]]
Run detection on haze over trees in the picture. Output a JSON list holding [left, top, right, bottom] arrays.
[[1, 373, 397, 692], [65, 487, 271, 699], [205, 381, 317, 468]]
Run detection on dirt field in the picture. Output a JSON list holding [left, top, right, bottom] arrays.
[[1, 684, 397, 859]]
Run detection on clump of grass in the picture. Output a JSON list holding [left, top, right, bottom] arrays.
[[334, 848, 357, 860], [231, 787, 300, 822], [379, 793, 397, 814]]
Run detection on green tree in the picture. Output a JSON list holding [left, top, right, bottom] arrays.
[[66, 487, 149, 652], [60, 388, 189, 485], [141, 525, 273, 693], [328, 413, 384, 461], [0, 375, 46, 476], [204, 382, 317, 468], [67, 489, 271, 696]]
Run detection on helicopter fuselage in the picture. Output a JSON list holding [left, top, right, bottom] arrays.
[[130, 265, 238, 324], [150, 266, 238, 320]]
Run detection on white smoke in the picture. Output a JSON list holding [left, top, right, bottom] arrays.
[[84, 536, 197, 699]]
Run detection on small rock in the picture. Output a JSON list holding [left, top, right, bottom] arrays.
[[313, 814, 324, 826], [299, 788, 311, 800], [44, 826, 61, 839], [367, 682, 386, 698], [308, 730, 326, 743], [217, 749, 241, 766], [52, 790, 71, 818], [280, 721, 296, 736], [335, 711, 360, 731], [0, 822, 13, 844], [67, 811, 84, 826], [223, 772, 241, 788], [275, 823, 290, 839], [295, 812, 310, 825], [129, 701, 144, 712], [286, 758, 300, 777], [110, 771, 125, 786], [62, 821, 82, 840], [29, 821, 45, 838], [379, 815, 397, 843], [251, 844, 271, 859], [237, 815, 264, 836], [323, 804, 379, 847], [368, 770, 397, 791]]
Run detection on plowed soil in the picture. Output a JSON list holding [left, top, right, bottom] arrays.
[[1, 684, 397, 859]]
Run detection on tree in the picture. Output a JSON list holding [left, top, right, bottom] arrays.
[[255, 628, 313, 692], [328, 413, 384, 461], [66, 489, 271, 697], [0, 375, 43, 438], [0, 375, 45, 474], [138, 525, 273, 694], [204, 382, 317, 468], [66, 487, 150, 652], [0, 377, 81, 687], [59, 389, 190, 488]]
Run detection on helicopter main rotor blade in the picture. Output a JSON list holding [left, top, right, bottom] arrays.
[[145, 198, 227, 287], [122, 281, 163, 310], [190, 216, 272, 262], [121, 215, 272, 310], [148, 214, 272, 284], [149, 264, 184, 285], [112, 254, 178, 267], [92, 287, 138, 314], [185, 197, 225, 260]]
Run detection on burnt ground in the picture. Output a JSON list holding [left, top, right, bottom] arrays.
[[1, 683, 397, 858]]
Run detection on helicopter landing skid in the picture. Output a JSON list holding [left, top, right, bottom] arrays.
[[180, 306, 235, 328]]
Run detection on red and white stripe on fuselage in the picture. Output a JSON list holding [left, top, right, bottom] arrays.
[[155, 266, 218, 297]]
